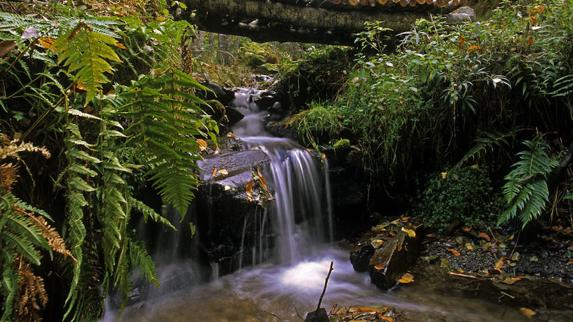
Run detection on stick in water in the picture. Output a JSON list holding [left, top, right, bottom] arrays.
[[316, 261, 334, 311]]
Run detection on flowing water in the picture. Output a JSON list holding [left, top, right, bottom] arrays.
[[103, 88, 568, 322]]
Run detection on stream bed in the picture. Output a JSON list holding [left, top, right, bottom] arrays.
[[105, 246, 572, 322]]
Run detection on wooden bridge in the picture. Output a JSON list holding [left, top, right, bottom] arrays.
[[182, 0, 466, 44]]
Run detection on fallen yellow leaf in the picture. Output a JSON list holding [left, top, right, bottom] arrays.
[[495, 257, 505, 272], [447, 248, 461, 257], [500, 276, 524, 285], [217, 169, 229, 176], [519, 307, 536, 319], [245, 180, 255, 202], [371, 239, 384, 249], [196, 139, 208, 152], [401, 227, 416, 238], [398, 273, 414, 284], [37, 37, 56, 52]]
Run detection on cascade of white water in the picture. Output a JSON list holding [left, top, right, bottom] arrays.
[[232, 88, 333, 264]]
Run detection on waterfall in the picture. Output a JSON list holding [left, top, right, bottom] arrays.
[[232, 88, 334, 264]]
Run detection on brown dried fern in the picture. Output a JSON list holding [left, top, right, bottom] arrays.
[[0, 139, 51, 161], [15, 259, 48, 322], [20, 210, 75, 261], [0, 162, 19, 191]]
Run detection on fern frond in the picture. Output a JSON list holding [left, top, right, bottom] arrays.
[[0, 139, 51, 161], [115, 69, 218, 215], [62, 123, 95, 317], [128, 239, 158, 287], [456, 130, 517, 167], [55, 23, 121, 105], [500, 135, 559, 228], [129, 196, 176, 230], [0, 253, 17, 322], [16, 260, 48, 322]]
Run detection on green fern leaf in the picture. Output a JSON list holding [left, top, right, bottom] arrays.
[[55, 23, 121, 105], [500, 135, 559, 228]]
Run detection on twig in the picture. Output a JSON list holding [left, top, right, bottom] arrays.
[[316, 261, 334, 311], [448, 271, 479, 279]]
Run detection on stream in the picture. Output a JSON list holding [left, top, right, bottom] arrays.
[[103, 88, 568, 322]]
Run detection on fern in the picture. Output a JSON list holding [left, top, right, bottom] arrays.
[[0, 137, 71, 321], [499, 135, 560, 228], [62, 123, 98, 320], [456, 130, 518, 167], [116, 69, 218, 215], [55, 23, 121, 105]]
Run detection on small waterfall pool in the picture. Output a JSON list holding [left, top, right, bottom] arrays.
[[103, 88, 567, 322]]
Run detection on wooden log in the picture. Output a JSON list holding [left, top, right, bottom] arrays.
[[183, 0, 435, 44]]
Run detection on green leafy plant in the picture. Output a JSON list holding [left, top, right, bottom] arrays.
[[499, 135, 560, 228], [287, 102, 342, 147], [414, 166, 503, 232]]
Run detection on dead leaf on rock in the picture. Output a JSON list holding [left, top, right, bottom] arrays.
[[447, 248, 461, 257], [374, 263, 385, 271], [371, 239, 384, 249], [401, 227, 416, 238], [519, 307, 536, 318], [500, 276, 524, 285], [398, 273, 414, 284], [245, 180, 255, 202], [196, 139, 208, 152], [495, 257, 505, 272]]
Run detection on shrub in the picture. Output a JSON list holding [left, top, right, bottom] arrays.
[[287, 102, 342, 147], [413, 166, 504, 232]]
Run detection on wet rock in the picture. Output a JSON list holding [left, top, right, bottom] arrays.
[[196, 149, 272, 275], [369, 227, 422, 290], [447, 6, 476, 23], [350, 243, 375, 272], [225, 107, 244, 126], [199, 81, 235, 106], [304, 308, 329, 322], [198, 149, 269, 183], [253, 90, 278, 110]]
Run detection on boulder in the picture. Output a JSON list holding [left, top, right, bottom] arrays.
[[199, 81, 235, 106], [350, 242, 375, 272], [253, 90, 278, 110], [225, 107, 244, 127], [369, 227, 422, 290], [447, 6, 476, 23]]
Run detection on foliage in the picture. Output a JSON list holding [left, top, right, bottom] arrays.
[[291, 0, 573, 229], [499, 135, 560, 228], [0, 8, 217, 321], [0, 135, 74, 321], [287, 102, 342, 147], [414, 166, 503, 232]]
